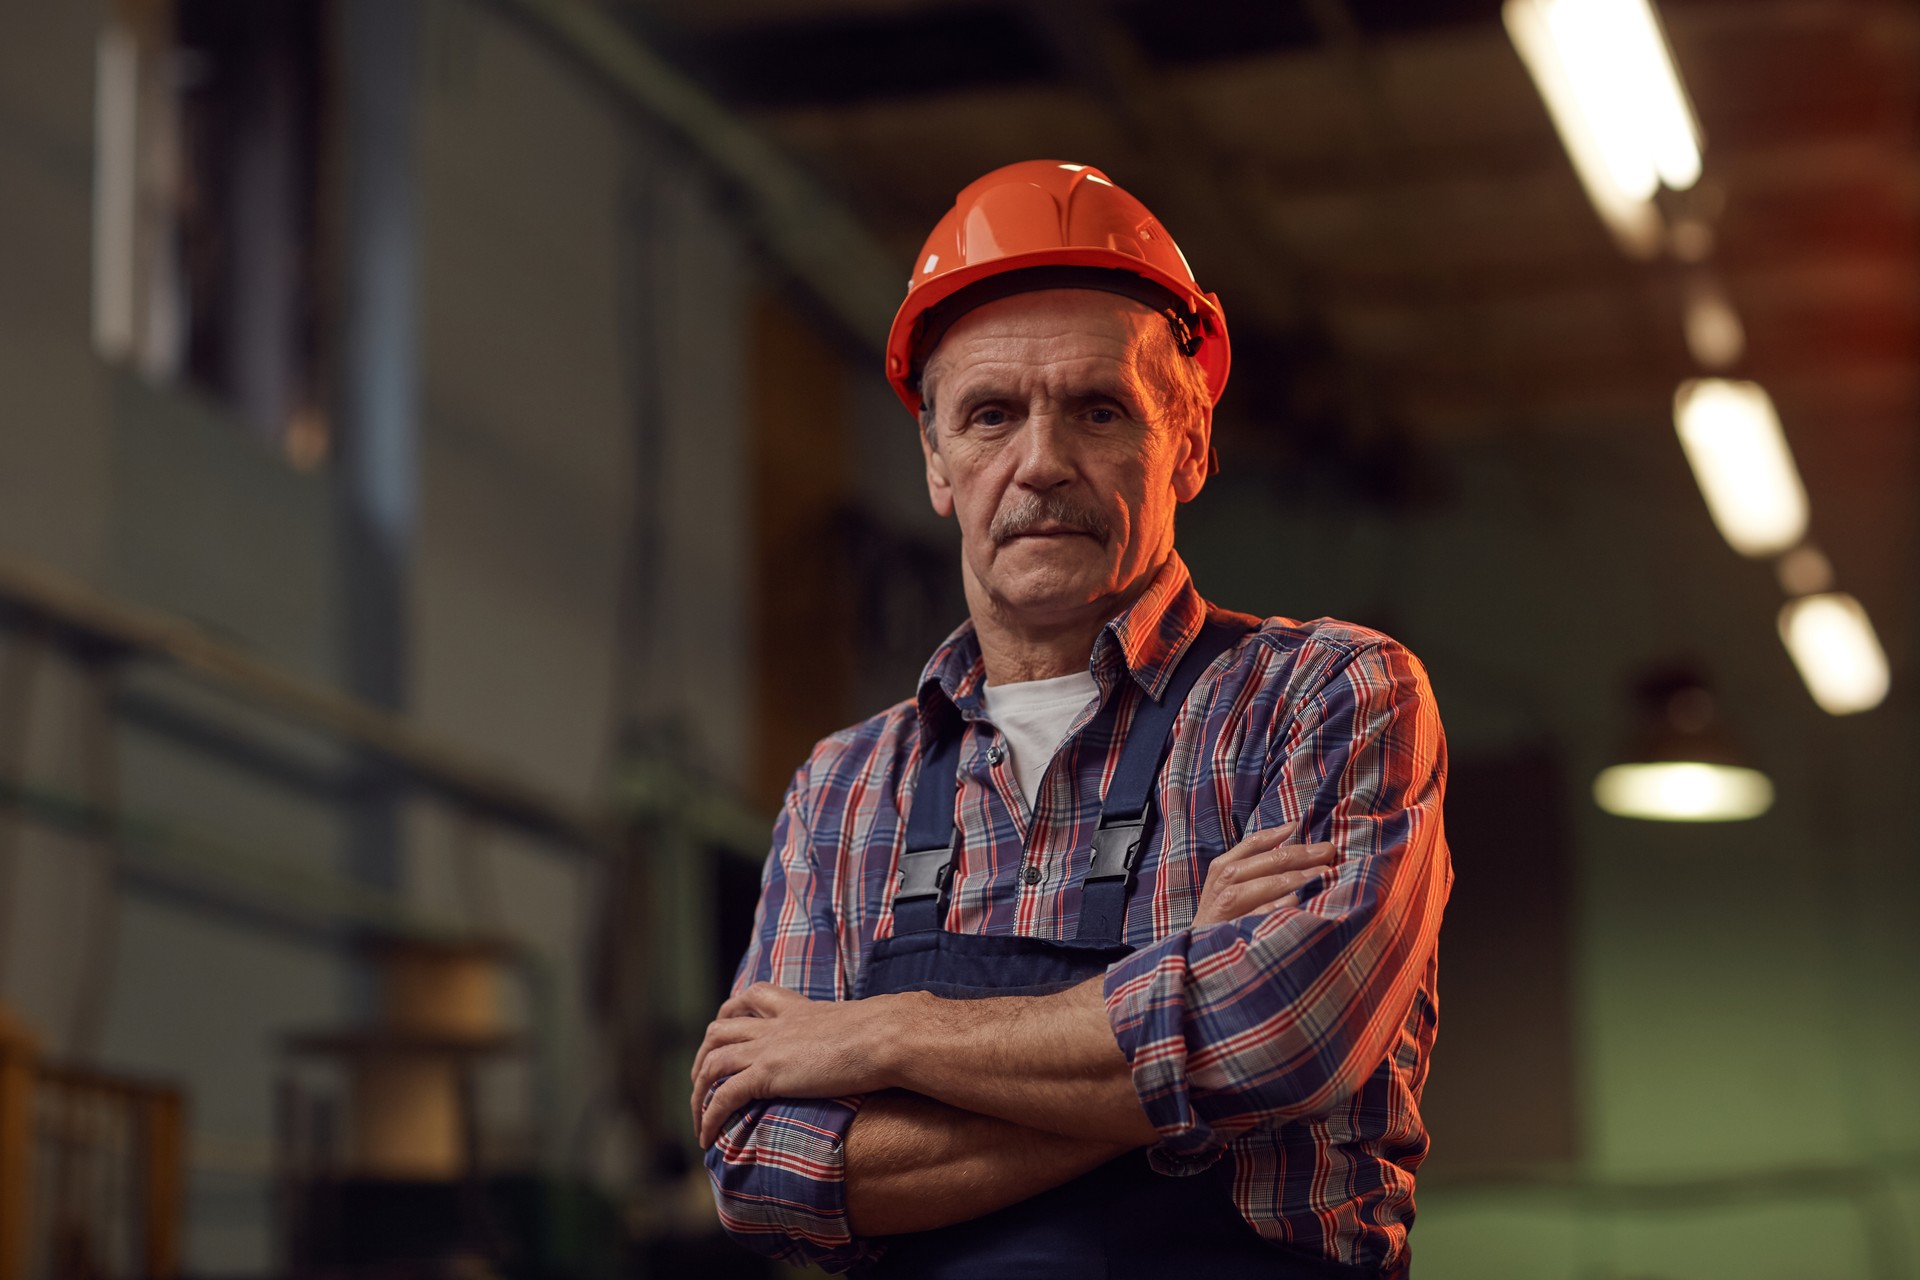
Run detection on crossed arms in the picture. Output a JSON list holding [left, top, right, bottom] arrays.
[[703, 977, 1150, 1235], [698, 637, 1450, 1270], [692, 840, 1317, 1237]]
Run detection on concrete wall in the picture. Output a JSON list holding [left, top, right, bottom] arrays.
[[2, 0, 1914, 1275]]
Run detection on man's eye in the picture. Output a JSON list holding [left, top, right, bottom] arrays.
[[975, 408, 1009, 427], [1087, 407, 1120, 425]]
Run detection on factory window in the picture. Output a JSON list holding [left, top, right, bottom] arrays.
[[92, 0, 332, 469]]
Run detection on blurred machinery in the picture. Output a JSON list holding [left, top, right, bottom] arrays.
[[284, 937, 526, 1185], [276, 937, 627, 1280]]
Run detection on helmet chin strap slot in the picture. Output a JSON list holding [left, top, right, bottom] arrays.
[[1161, 308, 1202, 358]]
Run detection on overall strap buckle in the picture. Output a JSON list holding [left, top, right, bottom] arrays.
[[891, 836, 958, 935], [895, 839, 958, 904], [1076, 814, 1143, 944], [1085, 816, 1148, 887], [1073, 617, 1252, 943]]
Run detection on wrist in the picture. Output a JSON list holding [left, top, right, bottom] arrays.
[[868, 989, 942, 1091]]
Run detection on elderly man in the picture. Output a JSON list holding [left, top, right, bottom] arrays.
[[693, 161, 1449, 1279]]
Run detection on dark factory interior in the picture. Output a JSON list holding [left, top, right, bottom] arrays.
[[0, 0, 1916, 1277]]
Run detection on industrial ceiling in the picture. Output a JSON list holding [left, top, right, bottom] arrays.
[[587, 0, 1917, 663]]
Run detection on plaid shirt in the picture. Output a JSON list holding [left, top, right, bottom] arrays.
[[705, 554, 1450, 1274]]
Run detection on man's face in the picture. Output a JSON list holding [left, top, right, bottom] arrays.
[[918, 289, 1212, 632]]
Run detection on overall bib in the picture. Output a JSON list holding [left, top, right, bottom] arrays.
[[854, 621, 1382, 1280]]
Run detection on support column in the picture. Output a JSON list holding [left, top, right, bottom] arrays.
[[334, 0, 421, 892]]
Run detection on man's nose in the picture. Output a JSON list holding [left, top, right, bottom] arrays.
[[1012, 412, 1074, 489]]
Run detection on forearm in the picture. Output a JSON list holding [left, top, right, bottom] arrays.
[[845, 1089, 1129, 1236], [880, 976, 1159, 1146]]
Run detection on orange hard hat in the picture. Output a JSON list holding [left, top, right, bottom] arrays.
[[884, 160, 1230, 419]]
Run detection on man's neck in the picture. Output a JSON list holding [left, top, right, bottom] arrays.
[[967, 563, 1166, 686], [974, 612, 1106, 685]]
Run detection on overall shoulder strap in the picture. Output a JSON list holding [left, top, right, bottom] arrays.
[[1076, 618, 1251, 943], [891, 617, 1253, 939], [891, 716, 964, 936]]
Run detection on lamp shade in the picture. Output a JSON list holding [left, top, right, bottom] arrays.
[[1593, 669, 1773, 822]]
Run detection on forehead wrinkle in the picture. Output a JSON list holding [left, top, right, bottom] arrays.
[[920, 289, 1160, 407], [936, 341, 1147, 414]]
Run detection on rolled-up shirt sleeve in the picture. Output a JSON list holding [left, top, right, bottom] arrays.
[[1102, 636, 1451, 1173], [703, 758, 879, 1273]]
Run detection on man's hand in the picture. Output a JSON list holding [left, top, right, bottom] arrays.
[[1191, 821, 1337, 928], [692, 983, 900, 1147]]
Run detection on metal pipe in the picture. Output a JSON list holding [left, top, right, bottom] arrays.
[[0, 551, 609, 853]]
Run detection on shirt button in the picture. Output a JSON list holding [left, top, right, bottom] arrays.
[[1022, 864, 1042, 886], [986, 745, 1006, 766]]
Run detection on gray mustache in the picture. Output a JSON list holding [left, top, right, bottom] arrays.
[[990, 494, 1111, 545]]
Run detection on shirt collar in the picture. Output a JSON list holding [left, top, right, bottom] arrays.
[[915, 552, 1207, 738]]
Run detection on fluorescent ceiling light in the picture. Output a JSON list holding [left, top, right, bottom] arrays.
[[1673, 379, 1808, 558], [1505, 0, 1701, 257], [1594, 761, 1773, 822], [1779, 593, 1890, 715]]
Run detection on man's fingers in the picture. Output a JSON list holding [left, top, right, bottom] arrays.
[[1206, 841, 1335, 893], [1207, 868, 1332, 925], [1214, 821, 1298, 865], [1282, 840, 1337, 868], [699, 983, 795, 1087], [691, 1027, 714, 1088], [690, 1037, 711, 1101], [690, 1017, 759, 1090], [691, 1045, 747, 1131], [688, 1074, 720, 1133], [697, 1043, 742, 1095], [1238, 841, 1335, 881], [716, 988, 765, 1021], [1230, 866, 1328, 908], [700, 1071, 758, 1148]]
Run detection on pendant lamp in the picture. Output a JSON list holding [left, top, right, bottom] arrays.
[[1593, 669, 1773, 822]]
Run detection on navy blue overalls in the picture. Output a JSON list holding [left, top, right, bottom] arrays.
[[853, 620, 1386, 1279]]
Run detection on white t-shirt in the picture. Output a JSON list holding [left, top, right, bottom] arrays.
[[979, 670, 1101, 810]]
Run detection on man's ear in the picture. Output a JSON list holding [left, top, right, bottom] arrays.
[[920, 421, 955, 518], [1172, 404, 1213, 503]]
